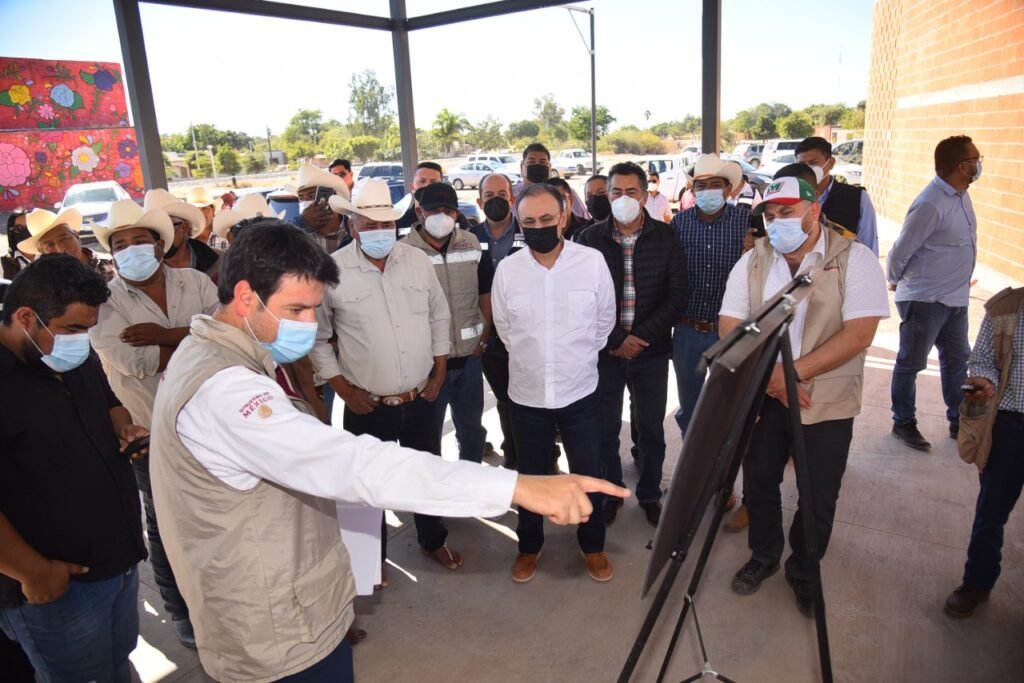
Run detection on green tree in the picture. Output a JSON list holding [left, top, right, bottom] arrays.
[[349, 69, 394, 138], [840, 108, 866, 130], [776, 111, 814, 139], [752, 115, 778, 140], [321, 127, 353, 161], [243, 153, 266, 174], [284, 109, 324, 148], [506, 119, 540, 140], [160, 133, 188, 153], [567, 105, 616, 141], [802, 103, 849, 126], [348, 136, 381, 163], [433, 108, 469, 155], [466, 116, 505, 151], [216, 145, 242, 175], [533, 94, 565, 131]]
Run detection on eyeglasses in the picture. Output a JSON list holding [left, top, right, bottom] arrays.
[[962, 156, 984, 163]]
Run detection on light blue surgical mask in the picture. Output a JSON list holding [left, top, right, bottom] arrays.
[[246, 293, 318, 364], [359, 229, 397, 259], [113, 244, 161, 282], [766, 210, 811, 254], [24, 314, 92, 373], [695, 189, 726, 214]]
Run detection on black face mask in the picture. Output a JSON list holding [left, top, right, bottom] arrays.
[[525, 164, 550, 183], [483, 197, 510, 222], [8, 228, 29, 252], [522, 225, 561, 254], [586, 194, 611, 221]]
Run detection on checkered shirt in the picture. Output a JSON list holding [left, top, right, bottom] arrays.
[[671, 204, 750, 322], [612, 225, 643, 331], [969, 307, 1024, 413]]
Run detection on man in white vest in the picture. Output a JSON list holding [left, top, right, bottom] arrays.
[[717, 177, 889, 616], [150, 220, 627, 682]]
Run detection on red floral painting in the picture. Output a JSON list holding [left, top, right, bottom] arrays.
[[0, 128, 144, 211], [0, 58, 130, 131]]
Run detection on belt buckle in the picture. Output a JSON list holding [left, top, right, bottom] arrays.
[[381, 395, 402, 407]]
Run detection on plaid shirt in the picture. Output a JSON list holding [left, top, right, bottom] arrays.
[[671, 204, 750, 322], [611, 225, 643, 331], [969, 303, 1024, 413]]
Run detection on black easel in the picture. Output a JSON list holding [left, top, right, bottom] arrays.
[[618, 276, 834, 683]]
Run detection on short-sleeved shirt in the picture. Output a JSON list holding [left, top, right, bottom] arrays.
[[0, 348, 146, 606]]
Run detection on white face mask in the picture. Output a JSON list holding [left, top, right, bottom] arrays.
[[611, 196, 642, 225], [811, 165, 825, 184], [424, 213, 456, 239], [648, 182, 659, 193], [299, 200, 313, 214]]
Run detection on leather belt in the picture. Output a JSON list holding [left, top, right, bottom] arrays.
[[368, 379, 429, 407], [679, 317, 718, 333]]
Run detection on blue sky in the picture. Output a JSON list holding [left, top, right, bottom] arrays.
[[0, 0, 875, 137]]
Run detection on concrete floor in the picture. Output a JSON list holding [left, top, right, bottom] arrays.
[[126, 223, 1023, 683]]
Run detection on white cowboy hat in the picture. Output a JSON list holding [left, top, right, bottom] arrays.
[[185, 185, 224, 210], [18, 207, 84, 255], [296, 164, 350, 199], [692, 153, 743, 189], [144, 188, 205, 236], [212, 194, 285, 239], [328, 178, 411, 222], [93, 199, 175, 252]]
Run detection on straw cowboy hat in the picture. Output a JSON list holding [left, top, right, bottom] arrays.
[[212, 194, 285, 239], [186, 186, 223, 210], [18, 207, 84, 255], [144, 189, 205, 236], [93, 199, 175, 252], [692, 153, 743, 189], [328, 178, 411, 222], [296, 164, 350, 199]]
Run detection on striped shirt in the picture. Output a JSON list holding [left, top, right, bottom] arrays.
[[611, 226, 643, 331], [472, 219, 522, 267], [671, 204, 750, 322]]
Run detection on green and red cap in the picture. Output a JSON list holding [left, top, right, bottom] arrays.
[[753, 176, 817, 215]]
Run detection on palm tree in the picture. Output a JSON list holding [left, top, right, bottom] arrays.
[[433, 109, 469, 156]]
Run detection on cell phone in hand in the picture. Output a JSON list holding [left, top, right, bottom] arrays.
[[750, 214, 766, 238], [314, 186, 336, 209], [961, 384, 980, 394], [123, 436, 150, 460]]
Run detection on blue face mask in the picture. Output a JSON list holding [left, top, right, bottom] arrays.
[[695, 189, 726, 214], [766, 210, 811, 254], [246, 294, 318, 364], [24, 314, 92, 373], [359, 229, 396, 259], [113, 244, 161, 282]]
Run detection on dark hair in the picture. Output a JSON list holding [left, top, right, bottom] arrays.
[[795, 137, 831, 159], [217, 220, 340, 305], [329, 158, 352, 172], [515, 183, 564, 213], [584, 174, 607, 188], [648, 170, 660, 179], [416, 161, 443, 175], [934, 135, 974, 177], [478, 172, 514, 197], [773, 162, 817, 187], [608, 161, 647, 188], [1, 254, 109, 325], [522, 142, 550, 161], [6, 210, 26, 252]]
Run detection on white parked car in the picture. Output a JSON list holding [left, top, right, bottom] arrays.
[[755, 153, 798, 178], [448, 162, 520, 190], [761, 139, 802, 165], [550, 148, 601, 178], [58, 180, 133, 242], [632, 155, 692, 202], [832, 139, 865, 187]]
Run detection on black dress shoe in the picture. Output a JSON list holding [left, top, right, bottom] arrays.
[[944, 584, 990, 618], [639, 501, 662, 527], [892, 421, 931, 451], [730, 558, 780, 595], [949, 423, 959, 439], [603, 497, 624, 525], [785, 574, 815, 618]]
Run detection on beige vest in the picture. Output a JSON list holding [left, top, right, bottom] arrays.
[[748, 230, 864, 425], [150, 316, 354, 683], [404, 226, 485, 358]]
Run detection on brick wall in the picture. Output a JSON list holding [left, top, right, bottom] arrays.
[[865, 0, 1024, 282]]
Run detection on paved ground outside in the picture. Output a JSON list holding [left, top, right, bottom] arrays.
[[112, 218, 1023, 682]]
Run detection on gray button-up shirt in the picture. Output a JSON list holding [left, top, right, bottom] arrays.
[[312, 241, 451, 396], [887, 176, 977, 307]]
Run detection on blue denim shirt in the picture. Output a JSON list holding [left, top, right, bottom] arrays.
[[887, 176, 977, 307]]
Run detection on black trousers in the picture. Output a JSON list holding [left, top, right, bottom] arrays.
[[343, 397, 448, 556], [742, 398, 853, 582], [481, 338, 517, 468], [133, 458, 190, 621]]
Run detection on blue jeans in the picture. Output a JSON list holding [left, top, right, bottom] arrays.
[[434, 356, 487, 463], [0, 566, 139, 683], [963, 411, 1024, 591], [321, 383, 336, 425], [511, 392, 605, 554], [891, 301, 970, 425], [672, 324, 719, 435], [597, 354, 669, 503], [277, 640, 353, 682]]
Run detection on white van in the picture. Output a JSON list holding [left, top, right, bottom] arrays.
[[762, 139, 802, 164], [633, 155, 690, 202], [466, 153, 518, 168]]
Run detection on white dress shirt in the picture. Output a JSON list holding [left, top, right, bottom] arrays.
[[311, 241, 451, 395], [90, 266, 219, 428], [645, 193, 671, 222], [492, 239, 616, 409], [177, 365, 516, 513], [719, 232, 890, 359]]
